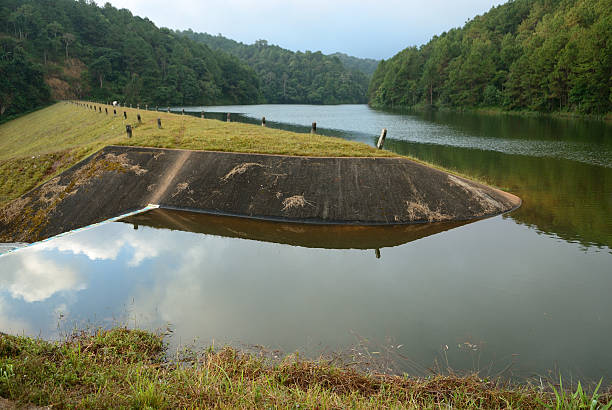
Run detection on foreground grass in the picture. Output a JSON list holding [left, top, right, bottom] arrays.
[[0, 328, 610, 409], [0, 102, 395, 206]]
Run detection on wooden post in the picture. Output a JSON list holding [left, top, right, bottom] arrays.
[[145, 104, 148, 111], [123, 111, 127, 120], [311, 122, 317, 134], [126, 124, 132, 138], [105, 107, 108, 115], [137, 113, 142, 124], [157, 118, 162, 129], [375, 248, 381, 259], [262, 116, 266, 127], [137, 104, 140, 110], [377, 128, 387, 149], [99, 106, 101, 113], [227, 113, 231, 122], [113, 109, 116, 116], [130, 103, 132, 108], [182, 108, 185, 115], [156, 106, 158, 112], [167, 107, 170, 113], [201, 111, 205, 119]]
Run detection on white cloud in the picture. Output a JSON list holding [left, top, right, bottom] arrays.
[[37, 237, 125, 261], [36, 225, 167, 267], [0, 254, 86, 303]]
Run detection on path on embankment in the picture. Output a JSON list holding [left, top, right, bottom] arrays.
[[0, 145, 520, 243]]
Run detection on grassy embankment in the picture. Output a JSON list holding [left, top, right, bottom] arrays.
[[1, 328, 610, 409], [0, 102, 396, 207]]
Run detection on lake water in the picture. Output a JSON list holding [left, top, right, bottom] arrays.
[[1, 105, 611, 383]]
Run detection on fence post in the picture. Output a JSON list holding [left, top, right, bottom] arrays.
[[376, 128, 387, 149], [227, 113, 231, 122], [311, 122, 317, 134], [157, 118, 162, 129], [126, 124, 132, 138], [262, 117, 266, 127]]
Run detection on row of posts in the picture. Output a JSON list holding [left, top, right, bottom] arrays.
[[69, 101, 389, 149]]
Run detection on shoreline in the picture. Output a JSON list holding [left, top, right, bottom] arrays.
[[370, 103, 612, 122], [0, 327, 609, 408]]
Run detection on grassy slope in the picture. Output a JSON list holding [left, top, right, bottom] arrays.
[[0, 102, 395, 206], [1, 328, 609, 409]]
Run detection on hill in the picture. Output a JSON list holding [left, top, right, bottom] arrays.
[[0, 0, 260, 120], [328, 52, 379, 77], [369, 0, 611, 115], [177, 30, 371, 104]]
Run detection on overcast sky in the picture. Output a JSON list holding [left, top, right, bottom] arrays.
[[104, 0, 507, 60]]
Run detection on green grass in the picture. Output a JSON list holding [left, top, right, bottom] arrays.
[[0, 328, 609, 409], [0, 102, 396, 206]]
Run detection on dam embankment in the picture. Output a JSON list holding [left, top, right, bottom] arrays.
[[0, 145, 520, 242]]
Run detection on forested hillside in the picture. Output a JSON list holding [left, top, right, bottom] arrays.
[[328, 52, 379, 77], [178, 31, 371, 104], [369, 0, 611, 115], [0, 0, 260, 119]]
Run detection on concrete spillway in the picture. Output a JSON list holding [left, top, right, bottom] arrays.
[[0, 145, 520, 242]]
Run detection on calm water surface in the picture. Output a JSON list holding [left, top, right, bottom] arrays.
[[1, 105, 611, 382]]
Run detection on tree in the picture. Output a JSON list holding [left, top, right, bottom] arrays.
[[62, 32, 75, 59]]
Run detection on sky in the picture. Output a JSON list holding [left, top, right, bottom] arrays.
[[104, 0, 508, 60]]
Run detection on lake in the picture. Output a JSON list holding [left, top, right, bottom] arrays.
[[1, 105, 611, 383]]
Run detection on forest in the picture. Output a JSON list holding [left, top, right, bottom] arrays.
[[177, 31, 372, 105], [0, 0, 262, 119], [2, 0, 610, 118], [369, 0, 611, 115]]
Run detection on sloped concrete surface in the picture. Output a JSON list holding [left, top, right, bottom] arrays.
[[0, 146, 521, 242]]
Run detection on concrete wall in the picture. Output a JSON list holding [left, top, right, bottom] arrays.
[[0, 146, 521, 242]]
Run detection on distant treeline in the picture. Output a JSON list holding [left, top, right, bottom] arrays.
[[0, 0, 261, 118], [177, 31, 373, 105], [369, 0, 611, 115]]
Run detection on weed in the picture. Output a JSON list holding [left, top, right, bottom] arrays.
[[0, 328, 610, 409]]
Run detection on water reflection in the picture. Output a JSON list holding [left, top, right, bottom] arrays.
[[385, 140, 612, 250], [0, 212, 611, 383], [121, 208, 473, 250], [179, 104, 612, 250]]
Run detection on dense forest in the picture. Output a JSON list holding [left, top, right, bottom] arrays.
[[327, 53, 379, 77], [0, 0, 261, 119], [178, 31, 372, 104], [369, 0, 611, 115]]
